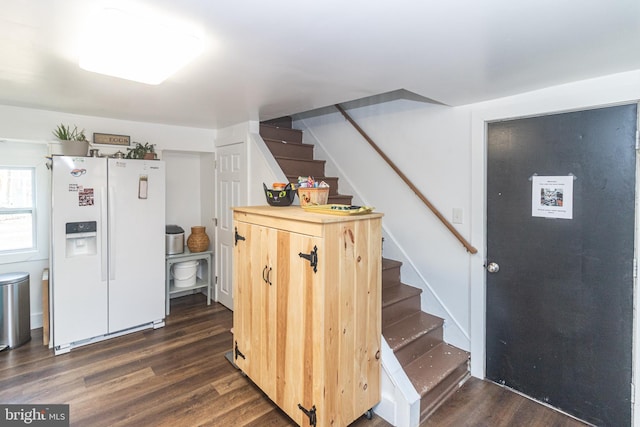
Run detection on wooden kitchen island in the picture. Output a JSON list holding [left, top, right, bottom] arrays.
[[232, 206, 383, 427]]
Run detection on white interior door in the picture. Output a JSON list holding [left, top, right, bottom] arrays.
[[215, 143, 246, 310]]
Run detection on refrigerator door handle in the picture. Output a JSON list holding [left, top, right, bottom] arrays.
[[101, 187, 108, 282], [109, 185, 116, 280]]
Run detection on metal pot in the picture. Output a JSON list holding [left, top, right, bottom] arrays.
[[111, 151, 125, 159], [166, 225, 185, 255]]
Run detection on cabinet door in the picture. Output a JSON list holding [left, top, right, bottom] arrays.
[[273, 231, 322, 426], [233, 221, 278, 398]]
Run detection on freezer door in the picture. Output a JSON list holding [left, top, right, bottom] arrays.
[[51, 156, 108, 346], [107, 159, 166, 332]]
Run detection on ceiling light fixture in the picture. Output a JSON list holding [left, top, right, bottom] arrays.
[[79, 8, 204, 85]]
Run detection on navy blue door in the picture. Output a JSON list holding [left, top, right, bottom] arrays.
[[486, 104, 637, 426]]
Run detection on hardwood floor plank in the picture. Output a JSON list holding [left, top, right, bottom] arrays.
[[191, 383, 271, 425], [0, 294, 589, 426], [212, 371, 253, 395], [72, 360, 227, 425], [423, 378, 589, 427], [243, 405, 296, 426], [84, 366, 156, 394]]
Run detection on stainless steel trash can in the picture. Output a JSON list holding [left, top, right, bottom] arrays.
[[0, 272, 31, 349]]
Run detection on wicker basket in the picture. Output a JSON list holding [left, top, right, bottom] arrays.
[[297, 187, 329, 206], [187, 226, 210, 252]]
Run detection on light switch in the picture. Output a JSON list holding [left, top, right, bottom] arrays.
[[452, 208, 463, 224]]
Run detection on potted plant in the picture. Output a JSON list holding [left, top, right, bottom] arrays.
[[125, 142, 157, 160], [53, 124, 89, 156]]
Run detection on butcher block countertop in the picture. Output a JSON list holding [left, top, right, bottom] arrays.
[[232, 205, 384, 236]]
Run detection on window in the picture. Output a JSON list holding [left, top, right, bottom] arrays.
[[0, 167, 36, 252], [0, 140, 49, 264]]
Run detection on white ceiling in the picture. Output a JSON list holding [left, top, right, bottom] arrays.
[[1, 0, 639, 129]]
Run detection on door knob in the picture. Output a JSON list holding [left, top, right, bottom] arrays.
[[486, 262, 500, 273]]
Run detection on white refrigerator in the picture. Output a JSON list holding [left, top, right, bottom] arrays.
[[51, 156, 165, 354]]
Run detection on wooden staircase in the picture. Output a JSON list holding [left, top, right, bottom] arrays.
[[260, 117, 353, 205], [382, 258, 470, 422], [260, 116, 470, 423]]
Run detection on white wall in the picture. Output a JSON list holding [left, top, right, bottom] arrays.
[[164, 150, 207, 236], [0, 104, 216, 330], [0, 104, 215, 153], [296, 101, 474, 349], [294, 69, 640, 362]]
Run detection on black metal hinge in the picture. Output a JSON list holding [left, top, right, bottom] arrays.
[[298, 404, 316, 426], [298, 245, 318, 273], [235, 227, 245, 246], [234, 341, 245, 360]]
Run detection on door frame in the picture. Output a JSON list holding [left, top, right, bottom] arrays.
[[469, 100, 640, 424], [214, 132, 249, 310]]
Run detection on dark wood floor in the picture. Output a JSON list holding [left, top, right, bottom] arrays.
[[0, 294, 588, 426], [424, 379, 588, 427]]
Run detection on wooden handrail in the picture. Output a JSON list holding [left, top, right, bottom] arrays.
[[335, 104, 478, 254]]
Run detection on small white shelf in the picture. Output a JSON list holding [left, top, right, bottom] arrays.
[[165, 249, 213, 315], [169, 277, 209, 294]]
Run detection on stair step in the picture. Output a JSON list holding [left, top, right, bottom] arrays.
[[327, 194, 353, 205], [379, 257, 471, 423], [382, 283, 422, 308], [275, 156, 326, 177], [260, 124, 303, 143], [261, 116, 292, 128], [382, 258, 402, 288], [382, 283, 422, 327], [404, 342, 470, 420], [264, 139, 314, 160], [383, 312, 444, 367]]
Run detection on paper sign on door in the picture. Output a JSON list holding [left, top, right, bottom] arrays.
[[532, 176, 573, 219]]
